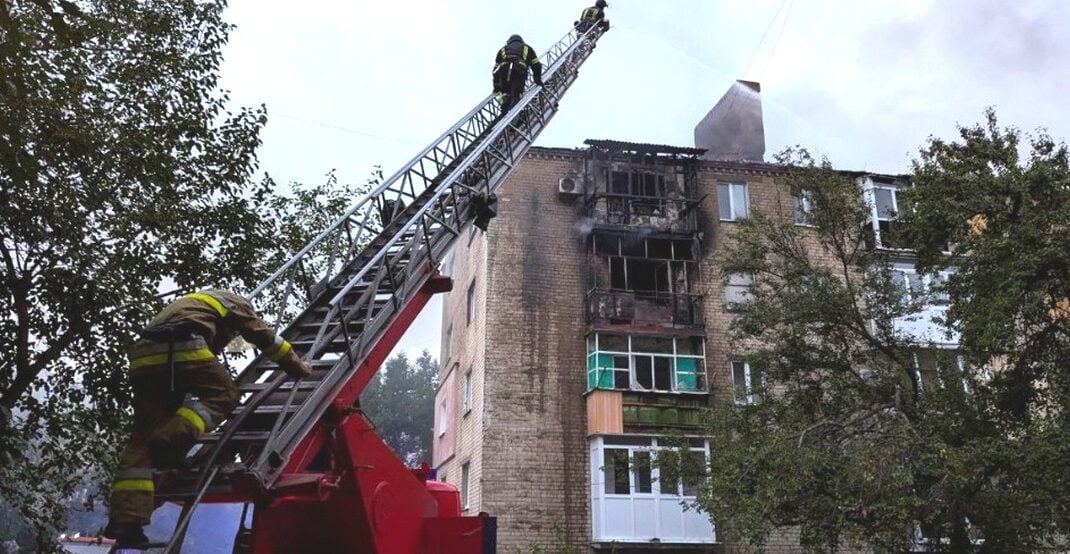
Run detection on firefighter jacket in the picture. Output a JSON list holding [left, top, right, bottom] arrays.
[[130, 289, 303, 376], [580, 6, 605, 22], [495, 38, 542, 84]]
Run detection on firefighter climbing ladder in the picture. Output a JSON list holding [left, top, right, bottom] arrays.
[[150, 22, 607, 554]]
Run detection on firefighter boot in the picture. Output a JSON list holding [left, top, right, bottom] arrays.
[[103, 522, 150, 549]]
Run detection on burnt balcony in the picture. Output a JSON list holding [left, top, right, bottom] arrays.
[[585, 193, 699, 235], [587, 289, 704, 330]]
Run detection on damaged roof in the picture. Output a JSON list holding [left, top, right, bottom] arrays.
[[583, 139, 707, 157]]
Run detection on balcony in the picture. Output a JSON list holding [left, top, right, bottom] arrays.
[[587, 289, 704, 330], [585, 193, 698, 235]]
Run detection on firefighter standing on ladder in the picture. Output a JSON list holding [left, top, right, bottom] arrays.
[[492, 34, 543, 113], [575, 0, 609, 33], [103, 289, 312, 549]]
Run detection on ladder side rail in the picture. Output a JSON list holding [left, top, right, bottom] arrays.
[[252, 25, 604, 481], [244, 26, 589, 319]]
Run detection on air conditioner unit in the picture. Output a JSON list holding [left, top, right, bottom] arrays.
[[557, 175, 584, 199]]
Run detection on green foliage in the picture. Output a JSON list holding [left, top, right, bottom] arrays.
[[0, 1, 371, 549], [702, 135, 1070, 553], [360, 350, 438, 464]]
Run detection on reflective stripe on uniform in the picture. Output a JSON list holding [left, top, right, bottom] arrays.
[[176, 396, 213, 434], [266, 335, 293, 361], [129, 348, 216, 370], [186, 292, 229, 318], [112, 479, 154, 493], [129, 336, 210, 359], [583, 7, 599, 20]]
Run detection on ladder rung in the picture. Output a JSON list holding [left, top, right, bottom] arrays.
[[197, 431, 272, 444], [240, 381, 319, 393]]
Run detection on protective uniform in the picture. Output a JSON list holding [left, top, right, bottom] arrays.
[[104, 290, 308, 546], [575, 1, 609, 33], [492, 35, 543, 114]]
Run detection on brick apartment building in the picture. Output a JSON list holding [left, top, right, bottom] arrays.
[[431, 81, 954, 552]]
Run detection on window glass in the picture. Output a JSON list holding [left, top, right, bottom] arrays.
[[718, 183, 732, 220], [659, 456, 680, 496], [676, 336, 704, 356], [793, 189, 814, 225], [675, 357, 698, 391], [634, 451, 652, 493], [732, 361, 749, 403], [599, 334, 628, 352], [731, 184, 748, 219], [681, 451, 706, 497], [874, 188, 897, 219], [605, 448, 630, 494], [725, 273, 754, 306], [631, 335, 673, 354], [461, 463, 471, 509]]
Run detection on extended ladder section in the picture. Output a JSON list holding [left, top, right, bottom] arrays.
[[157, 24, 606, 505]]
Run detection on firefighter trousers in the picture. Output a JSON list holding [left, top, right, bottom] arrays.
[[108, 356, 239, 526], [493, 62, 528, 114]]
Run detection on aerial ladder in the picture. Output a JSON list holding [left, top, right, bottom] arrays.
[[147, 20, 609, 554]]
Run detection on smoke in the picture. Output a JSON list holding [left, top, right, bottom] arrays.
[[575, 216, 595, 238]]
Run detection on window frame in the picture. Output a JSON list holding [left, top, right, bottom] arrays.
[[597, 436, 709, 498], [718, 182, 749, 222], [437, 397, 448, 437], [587, 333, 707, 393], [731, 359, 761, 405], [724, 272, 754, 308], [793, 188, 815, 226], [463, 369, 473, 415], [442, 324, 452, 365], [466, 279, 476, 326], [460, 462, 471, 511]]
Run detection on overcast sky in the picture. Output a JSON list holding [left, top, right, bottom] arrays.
[[218, 0, 1070, 362]]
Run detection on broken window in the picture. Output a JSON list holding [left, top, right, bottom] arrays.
[[587, 334, 707, 392], [732, 359, 762, 405], [592, 236, 696, 261], [724, 272, 754, 308], [718, 182, 749, 221], [793, 189, 815, 226], [608, 170, 669, 198]]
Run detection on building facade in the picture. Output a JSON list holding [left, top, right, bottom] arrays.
[[431, 82, 957, 552]]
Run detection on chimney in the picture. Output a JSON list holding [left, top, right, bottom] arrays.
[[693, 80, 765, 162]]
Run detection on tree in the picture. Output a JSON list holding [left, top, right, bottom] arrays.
[[360, 350, 438, 464], [700, 131, 1070, 553], [0, 1, 370, 549]]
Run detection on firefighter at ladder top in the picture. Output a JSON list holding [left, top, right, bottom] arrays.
[[575, 0, 609, 33], [492, 34, 543, 113], [104, 289, 312, 548]]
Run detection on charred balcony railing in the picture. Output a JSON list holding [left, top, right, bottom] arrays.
[[583, 192, 700, 234], [587, 288, 704, 329]]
